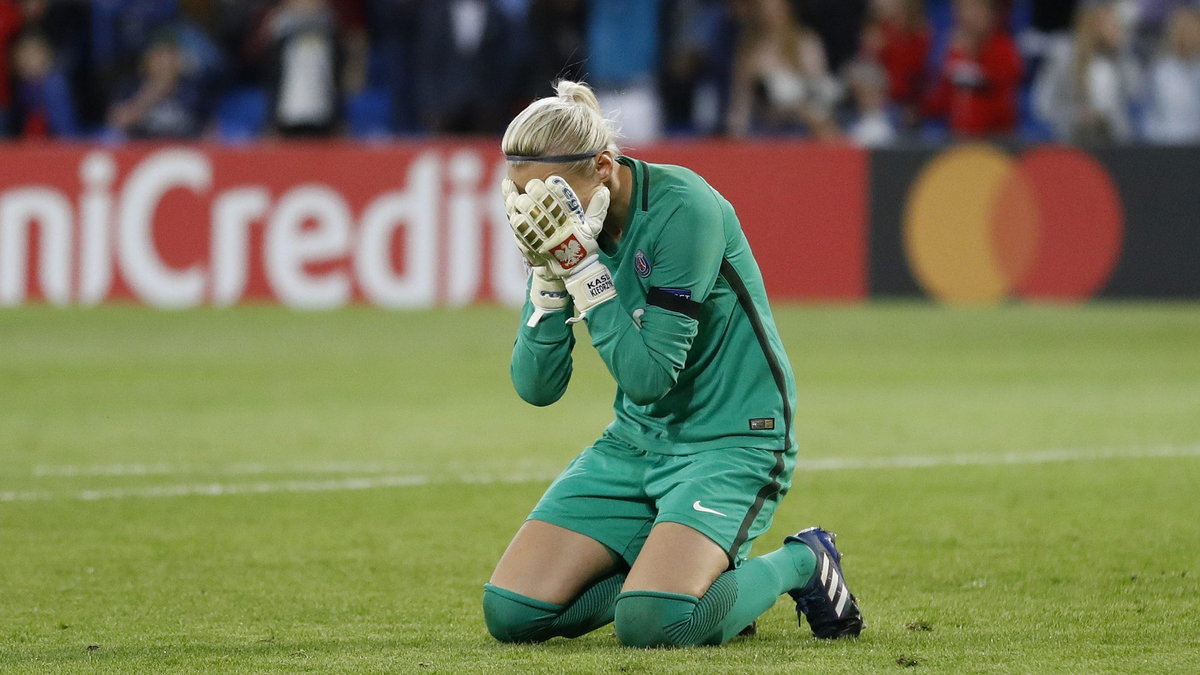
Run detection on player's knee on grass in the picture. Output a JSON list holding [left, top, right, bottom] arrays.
[[481, 584, 560, 643], [614, 591, 713, 648]]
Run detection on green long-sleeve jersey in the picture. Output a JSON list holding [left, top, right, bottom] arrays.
[[510, 156, 797, 455]]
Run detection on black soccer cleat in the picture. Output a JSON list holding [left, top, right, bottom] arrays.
[[785, 527, 865, 639]]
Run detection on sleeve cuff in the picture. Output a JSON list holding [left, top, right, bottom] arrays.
[[521, 307, 573, 343]]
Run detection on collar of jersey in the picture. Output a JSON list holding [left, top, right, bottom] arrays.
[[612, 155, 648, 253]]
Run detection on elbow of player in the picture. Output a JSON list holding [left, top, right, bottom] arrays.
[[513, 380, 564, 407], [518, 390, 562, 407]]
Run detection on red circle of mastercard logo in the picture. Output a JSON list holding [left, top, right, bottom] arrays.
[[903, 145, 1124, 304]]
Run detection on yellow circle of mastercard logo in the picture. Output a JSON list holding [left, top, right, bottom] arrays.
[[903, 145, 1124, 304]]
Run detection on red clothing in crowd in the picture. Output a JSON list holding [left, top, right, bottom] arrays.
[[877, 21, 931, 107], [923, 30, 1023, 136], [0, 0, 24, 108]]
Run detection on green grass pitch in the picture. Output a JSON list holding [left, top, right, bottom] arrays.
[[2, 303, 1198, 673]]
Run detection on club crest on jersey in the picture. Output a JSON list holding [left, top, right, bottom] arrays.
[[551, 235, 586, 269], [634, 250, 652, 278]]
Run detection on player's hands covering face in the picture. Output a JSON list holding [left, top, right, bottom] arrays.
[[502, 176, 616, 323], [504, 176, 610, 279]]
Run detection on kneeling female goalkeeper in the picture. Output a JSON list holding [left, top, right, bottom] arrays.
[[484, 80, 864, 648]]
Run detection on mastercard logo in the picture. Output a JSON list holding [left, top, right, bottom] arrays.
[[903, 145, 1124, 304]]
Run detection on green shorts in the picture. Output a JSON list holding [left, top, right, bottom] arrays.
[[528, 436, 795, 568]]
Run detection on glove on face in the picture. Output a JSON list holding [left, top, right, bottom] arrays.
[[504, 176, 617, 322]]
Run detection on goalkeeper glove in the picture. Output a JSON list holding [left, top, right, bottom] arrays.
[[507, 176, 616, 322], [502, 178, 546, 266], [526, 265, 569, 327], [504, 178, 573, 326], [503, 178, 572, 327]]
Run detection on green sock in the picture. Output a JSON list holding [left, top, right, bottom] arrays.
[[483, 572, 625, 642], [614, 543, 816, 647], [711, 542, 817, 643], [551, 572, 625, 638]]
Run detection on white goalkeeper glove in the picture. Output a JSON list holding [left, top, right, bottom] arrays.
[[503, 179, 572, 327], [502, 178, 548, 266], [506, 176, 616, 322], [526, 265, 569, 327]]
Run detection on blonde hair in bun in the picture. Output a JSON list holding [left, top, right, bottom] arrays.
[[502, 80, 620, 174]]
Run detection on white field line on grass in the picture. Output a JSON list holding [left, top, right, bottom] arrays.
[[0, 472, 545, 504], [3, 443, 1199, 504], [798, 444, 1200, 470], [30, 461, 499, 478]]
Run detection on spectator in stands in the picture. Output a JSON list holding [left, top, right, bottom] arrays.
[[9, 29, 80, 138], [659, 0, 731, 135], [584, 0, 664, 142], [212, 0, 276, 87], [330, 0, 368, 98], [1017, 0, 1081, 114], [523, 0, 587, 102], [793, 0, 870, 73], [0, 0, 24, 134], [15, 0, 100, 130], [528, 0, 586, 79], [860, 0, 930, 128], [91, 0, 181, 103], [368, 0, 420, 133], [107, 30, 207, 139], [174, 18, 228, 90], [413, 0, 511, 133], [262, 0, 344, 137], [844, 58, 897, 146], [1145, 6, 1200, 143], [1033, 0, 1141, 144], [726, 0, 839, 138], [922, 0, 1022, 138]]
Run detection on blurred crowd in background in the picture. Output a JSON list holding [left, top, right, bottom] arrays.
[[2, 0, 1199, 146]]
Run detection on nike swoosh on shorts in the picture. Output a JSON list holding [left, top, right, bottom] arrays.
[[692, 500, 727, 517]]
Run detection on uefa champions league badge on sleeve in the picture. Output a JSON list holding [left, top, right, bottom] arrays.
[[634, 250, 652, 278]]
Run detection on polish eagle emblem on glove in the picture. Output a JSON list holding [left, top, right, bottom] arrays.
[[551, 236, 586, 269]]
